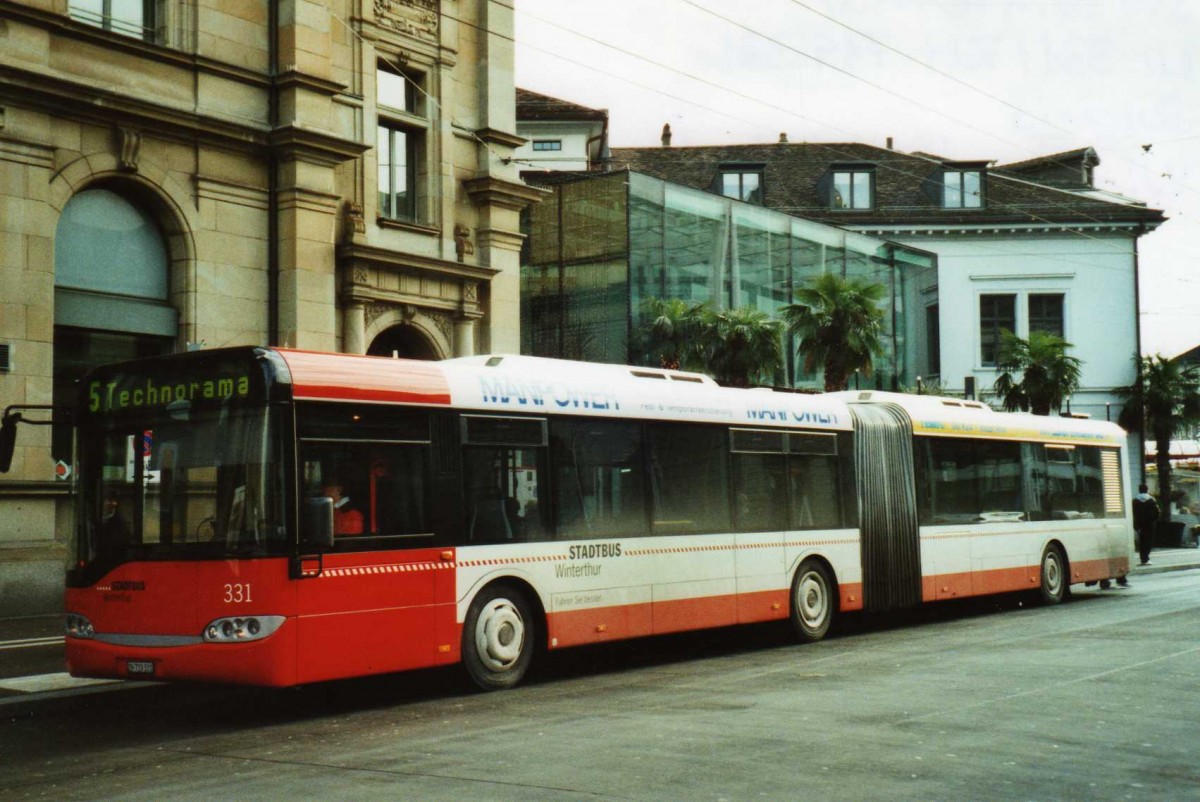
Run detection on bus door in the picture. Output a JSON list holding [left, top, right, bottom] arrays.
[[849, 403, 921, 611], [294, 406, 443, 683]]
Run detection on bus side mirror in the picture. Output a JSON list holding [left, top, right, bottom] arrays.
[[0, 413, 18, 473], [302, 497, 335, 550]]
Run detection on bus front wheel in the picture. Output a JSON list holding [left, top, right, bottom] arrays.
[[462, 584, 535, 690], [790, 560, 835, 642], [1037, 544, 1068, 605]]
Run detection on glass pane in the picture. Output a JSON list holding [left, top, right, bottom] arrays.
[[789, 454, 841, 529], [301, 441, 431, 540], [81, 409, 286, 564], [721, 173, 739, 199], [832, 172, 851, 209], [395, 128, 411, 217], [852, 172, 871, 209], [377, 68, 413, 112], [741, 172, 761, 203], [463, 447, 548, 543], [377, 125, 391, 217], [648, 424, 730, 534], [963, 171, 982, 208], [552, 420, 646, 538], [733, 453, 788, 532], [110, 0, 146, 36], [69, 0, 104, 27], [55, 189, 168, 299], [943, 171, 962, 208], [662, 184, 729, 307]]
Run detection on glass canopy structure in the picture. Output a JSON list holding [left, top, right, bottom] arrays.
[[522, 171, 937, 390]]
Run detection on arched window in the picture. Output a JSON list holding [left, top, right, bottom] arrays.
[[53, 188, 177, 462]]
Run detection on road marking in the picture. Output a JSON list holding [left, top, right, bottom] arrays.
[[0, 672, 117, 693], [0, 636, 64, 651]]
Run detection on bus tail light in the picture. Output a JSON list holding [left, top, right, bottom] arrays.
[[65, 613, 95, 639], [203, 615, 285, 643]]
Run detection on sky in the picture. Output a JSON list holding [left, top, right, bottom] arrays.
[[513, 0, 1200, 357]]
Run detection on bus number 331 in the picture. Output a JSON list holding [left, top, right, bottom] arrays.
[[223, 583, 252, 604]]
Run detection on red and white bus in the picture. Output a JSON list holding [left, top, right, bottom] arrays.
[[45, 347, 1131, 689]]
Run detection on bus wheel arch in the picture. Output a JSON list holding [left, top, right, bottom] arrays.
[[461, 578, 543, 691], [789, 557, 838, 643], [1036, 541, 1070, 605]]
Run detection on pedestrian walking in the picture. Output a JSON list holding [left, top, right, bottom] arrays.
[[1132, 483, 1160, 567]]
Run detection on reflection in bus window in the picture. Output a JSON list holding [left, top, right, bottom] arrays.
[[789, 455, 841, 530], [648, 424, 730, 534], [463, 446, 547, 542], [552, 419, 646, 539]]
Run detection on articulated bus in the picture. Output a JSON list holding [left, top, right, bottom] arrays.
[[42, 347, 1131, 689]]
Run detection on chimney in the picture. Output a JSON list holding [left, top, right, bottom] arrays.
[[779, 132, 788, 144], [661, 123, 672, 148], [886, 136, 894, 150]]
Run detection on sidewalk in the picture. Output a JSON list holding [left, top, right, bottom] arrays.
[[1127, 546, 1200, 576]]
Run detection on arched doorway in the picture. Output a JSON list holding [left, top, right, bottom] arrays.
[[53, 186, 178, 461], [367, 323, 439, 360]]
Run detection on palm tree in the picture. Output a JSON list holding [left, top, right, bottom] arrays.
[[697, 305, 783, 388], [780, 272, 886, 392], [636, 297, 706, 370], [1119, 354, 1200, 526], [991, 330, 1082, 415]]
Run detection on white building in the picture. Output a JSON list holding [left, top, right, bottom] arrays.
[[514, 89, 608, 173]]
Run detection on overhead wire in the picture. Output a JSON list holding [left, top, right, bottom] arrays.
[[495, 1, 1190, 275], [777, 0, 1200, 201]]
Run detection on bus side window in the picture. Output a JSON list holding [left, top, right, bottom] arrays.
[[551, 419, 647, 540], [460, 415, 550, 545], [647, 423, 730, 535]]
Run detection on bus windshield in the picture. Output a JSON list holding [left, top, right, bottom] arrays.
[[77, 406, 288, 568]]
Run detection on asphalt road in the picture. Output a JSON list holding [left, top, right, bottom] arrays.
[[2, 572, 1198, 801]]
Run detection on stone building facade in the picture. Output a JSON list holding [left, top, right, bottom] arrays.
[[0, 0, 539, 612]]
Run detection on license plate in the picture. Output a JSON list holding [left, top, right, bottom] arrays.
[[126, 660, 155, 676]]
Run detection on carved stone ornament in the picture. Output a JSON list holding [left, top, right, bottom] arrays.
[[344, 201, 366, 241], [118, 127, 141, 173], [365, 302, 389, 327], [353, 266, 369, 285], [428, 309, 454, 342], [453, 224, 475, 263], [462, 281, 478, 303], [375, 0, 439, 43]]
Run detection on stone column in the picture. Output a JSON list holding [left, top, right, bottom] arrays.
[[454, 315, 479, 357], [344, 301, 366, 354]]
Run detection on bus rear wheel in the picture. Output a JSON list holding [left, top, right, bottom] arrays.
[[462, 584, 535, 691], [790, 560, 835, 642], [1037, 544, 1068, 605]]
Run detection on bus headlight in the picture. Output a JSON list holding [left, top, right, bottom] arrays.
[[202, 615, 285, 643], [65, 614, 95, 639]]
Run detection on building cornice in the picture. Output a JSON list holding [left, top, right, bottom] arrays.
[[462, 176, 549, 211], [269, 125, 370, 167], [0, 62, 270, 154], [337, 242, 500, 282], [473, 127, 527, 149]]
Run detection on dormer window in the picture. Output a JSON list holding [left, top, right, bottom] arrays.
[[719, 167, 764, 204], [942, 166, 985, 208], [830, 167, 873, 210]]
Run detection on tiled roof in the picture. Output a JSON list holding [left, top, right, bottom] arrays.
[[607, 142, 1164, 227], [996, 147, 1097, 173], [517, 88, 608, 122]]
